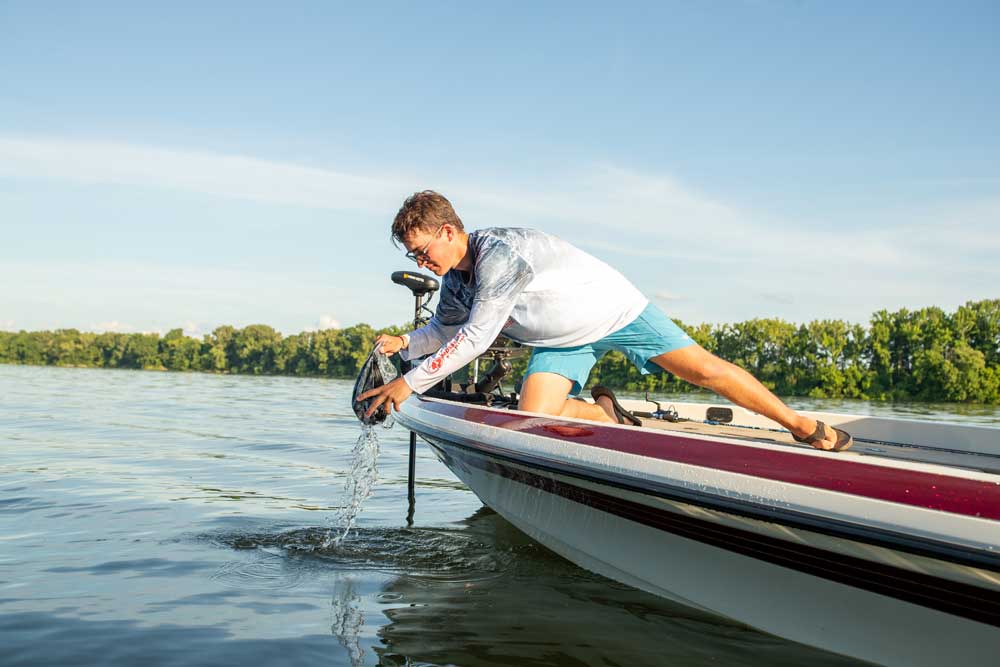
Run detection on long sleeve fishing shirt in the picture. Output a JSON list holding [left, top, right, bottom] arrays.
[[400, 228, 648, 394]]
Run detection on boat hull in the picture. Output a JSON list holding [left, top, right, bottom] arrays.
[[399, 397, 1000, 666]]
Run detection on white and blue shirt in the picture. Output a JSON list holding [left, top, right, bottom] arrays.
[[401, 228, 647, 394]]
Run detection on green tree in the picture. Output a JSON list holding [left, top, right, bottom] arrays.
[[121, 333, 163, 370], [94, 332, 128, 368], [202, 326, 236, 372], [328, 324, 377, 377], [231, 325, 282, 374], [160, 329, 203, 371], [956, 299, 1000, 366]]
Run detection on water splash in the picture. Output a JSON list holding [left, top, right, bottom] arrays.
[[325, 421, 386, 547]]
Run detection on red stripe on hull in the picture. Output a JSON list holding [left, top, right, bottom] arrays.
[[416, 398, 1000, 520]]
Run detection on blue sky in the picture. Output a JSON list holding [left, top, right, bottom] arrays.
[[2, 1, 997, 336]]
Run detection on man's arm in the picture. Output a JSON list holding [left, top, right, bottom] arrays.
[[360, 238, 532, 417], [403, 245, 533, 393], [360, 299, 520, 417], [401, 318, 461, 360]]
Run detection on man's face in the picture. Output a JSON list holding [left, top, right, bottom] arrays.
[[403, 225, 450, 275]]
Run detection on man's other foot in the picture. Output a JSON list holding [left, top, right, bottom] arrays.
[[793, 420, 853, 451]]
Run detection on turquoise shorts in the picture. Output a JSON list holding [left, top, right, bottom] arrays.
[[524, 303, 696, 396]]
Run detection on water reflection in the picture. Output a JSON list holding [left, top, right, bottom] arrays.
[[314, 509, 862, 667], [331, 576, 365, 667]]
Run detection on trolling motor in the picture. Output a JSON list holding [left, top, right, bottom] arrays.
[[391, 271, 439, 332], [390, 270, 440, 524]]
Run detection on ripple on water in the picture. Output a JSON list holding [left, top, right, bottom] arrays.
[[210, 551, 308, 591], [209, 525, 514, 586]]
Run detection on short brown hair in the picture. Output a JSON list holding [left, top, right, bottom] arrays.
[[391, 190, 464, 246]]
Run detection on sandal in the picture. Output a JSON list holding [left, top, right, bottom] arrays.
[[793, 420, 853, 452], [591, 385, 642, 427]]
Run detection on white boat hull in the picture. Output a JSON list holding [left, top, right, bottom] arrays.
[[399, 397, 1000, 666]]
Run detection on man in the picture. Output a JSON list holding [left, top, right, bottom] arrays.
[[359, 191, 852, 451]]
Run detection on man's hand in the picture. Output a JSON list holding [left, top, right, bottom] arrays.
[[357, 376, 413, 418], [375, 334, 408, 356]]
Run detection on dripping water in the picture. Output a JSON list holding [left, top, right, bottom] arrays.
[[325, 416, 392, 547]]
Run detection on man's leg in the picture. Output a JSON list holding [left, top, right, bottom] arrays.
[[518, 372, 616, 423], [650, 345, 842, 450]]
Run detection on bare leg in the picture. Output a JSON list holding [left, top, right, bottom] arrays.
[[518, 372, 616, 423], [650, 345, 841, 451]]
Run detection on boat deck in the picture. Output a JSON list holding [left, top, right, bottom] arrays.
[[637, 416, 1000, 475]]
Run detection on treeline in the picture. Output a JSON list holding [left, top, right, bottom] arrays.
[[587, 299, 1000, 403], [0, 323, 405, 378], [1, 299, 998, 403]]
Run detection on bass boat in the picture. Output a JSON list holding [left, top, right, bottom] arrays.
[[382, 272, 1000, 666]]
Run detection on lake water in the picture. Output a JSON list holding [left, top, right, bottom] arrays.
[[3, 364, 998, 666]]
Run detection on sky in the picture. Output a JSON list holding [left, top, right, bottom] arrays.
[[1, 1, 998, 337]]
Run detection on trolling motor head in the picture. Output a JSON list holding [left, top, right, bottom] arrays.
[[392, 270, 439, 336], [391, 271, 439, 298]]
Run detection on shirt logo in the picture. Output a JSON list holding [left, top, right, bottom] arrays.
[[429, 331, 467, 372]]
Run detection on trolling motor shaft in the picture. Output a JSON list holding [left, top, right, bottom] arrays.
[[390, 270, 440, 525]]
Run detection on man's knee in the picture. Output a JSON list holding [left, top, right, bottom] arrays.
[[518, 372, 574, 415], [518, 390, 567, 415], [517, 392, 565, 415]]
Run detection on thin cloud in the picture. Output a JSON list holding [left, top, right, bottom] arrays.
[[3, 134, 997, 328], [90, 320, 136, 333], [318, 315, 341, 330], [455, 163, 746, 239], [0, 134, 931, 271], [181, 321, 205, 338], [0, 259, 385, 334], [0, 136, 404, 213], [304, 314, 342, 332], [4, 136, 997, 272], [758, 292, 795, 305], [0, 136, 745, 241]]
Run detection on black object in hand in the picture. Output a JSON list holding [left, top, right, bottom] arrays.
[[352, 346, 399, 425]]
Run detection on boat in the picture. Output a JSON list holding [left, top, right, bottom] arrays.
[[394, 393, 1000, 666], [377, 270, 1000, 665]]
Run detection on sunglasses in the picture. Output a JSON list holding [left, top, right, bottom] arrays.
[[404, 226, 444, 264]]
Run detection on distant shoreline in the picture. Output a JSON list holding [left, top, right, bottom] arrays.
[[3, 299, 998, 404]]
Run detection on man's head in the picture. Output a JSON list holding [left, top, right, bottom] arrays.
[[392, 191, 468, 275]]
